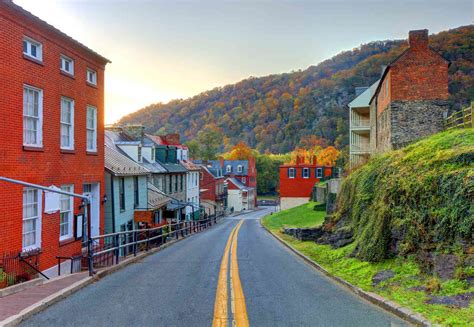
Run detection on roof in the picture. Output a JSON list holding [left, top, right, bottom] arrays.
[[226, 178, 253, 191], [104, 146, 149, 177], [195, 164, 224, 179], [348, 80, 380, 108], [160, 162, 188, 173], [141, 158, 167, 174], [180, 160, 201, 171], [147, 182, 170, 209], [210, 160, 249, 175], [3, 1, 110, 64]]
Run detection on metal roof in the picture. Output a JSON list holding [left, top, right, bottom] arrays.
[[104, 146, 150, 177], [226, 177, 253, 191], [147, 182, 170, 209], [348, 80, 379, 108]]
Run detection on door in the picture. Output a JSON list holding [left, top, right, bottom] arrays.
[[83, 183, 100, 239]]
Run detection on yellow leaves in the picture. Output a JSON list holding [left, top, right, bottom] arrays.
[[285, 145, 340, 166], [317, 146, 341, 166]]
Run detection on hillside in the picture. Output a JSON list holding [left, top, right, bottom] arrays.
[[119, 25, 473, 153], [327, 129, 473, 262]]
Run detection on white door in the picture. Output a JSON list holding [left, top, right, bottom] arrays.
[[83, 183, 100, 238]]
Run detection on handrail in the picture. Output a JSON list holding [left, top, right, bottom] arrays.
[[19, 255, 50, 280]]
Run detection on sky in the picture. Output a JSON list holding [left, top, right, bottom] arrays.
[[14, 0, 473, 124]]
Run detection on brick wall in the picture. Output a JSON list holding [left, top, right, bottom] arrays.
[[279, 166, 332, 198], [0, 3, 108, 272]]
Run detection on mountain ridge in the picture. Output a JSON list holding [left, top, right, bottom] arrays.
[[119, 25, 473, 153]]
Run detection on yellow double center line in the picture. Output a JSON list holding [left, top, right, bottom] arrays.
[[213, 220, 249, 327]]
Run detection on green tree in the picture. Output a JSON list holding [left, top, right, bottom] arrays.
[[197, 129, 222, 160], [184, 139, 200, 159]]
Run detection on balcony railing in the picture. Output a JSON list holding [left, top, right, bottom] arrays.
[[351, 144, 371, 152], [351, 119, 370, 128]]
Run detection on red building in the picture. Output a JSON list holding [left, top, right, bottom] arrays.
[[0, 2, 110, 277], [279, 156, 333, 210], [197, 164, 225, 216]]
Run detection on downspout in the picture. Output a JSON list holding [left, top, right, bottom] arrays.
[[110, 175, 116, 233]]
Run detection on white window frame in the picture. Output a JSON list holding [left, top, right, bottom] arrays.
[[237, 165, 243, 173], [23, 36, 42, 62], [316, 168, 323, 178], [59, 185, 74, 241], [22, 188, 42, 251], [60, 97, 74, 150], [86, 68, 97, 85], [226, 165, 232, 173], [288, 168, 296, 179], [303, 168, 310, 179], [242, 177, 246, 183], [60, 54, 74, 75], [23, 85, 43, 147], [86, 105, 97, 152]]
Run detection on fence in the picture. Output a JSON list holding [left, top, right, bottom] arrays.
[[59, 214, 225, 276], [0, 249, 41, 289], [445, 102, 473, 130]]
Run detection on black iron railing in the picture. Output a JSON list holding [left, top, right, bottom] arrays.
[[0, 249, 41, 289]]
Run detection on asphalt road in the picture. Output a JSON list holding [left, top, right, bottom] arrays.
[[22, 208, 408, 327]]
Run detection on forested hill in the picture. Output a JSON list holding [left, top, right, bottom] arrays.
[[119, 25, 473, 153]]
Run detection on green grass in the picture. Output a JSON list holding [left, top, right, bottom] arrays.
[[262, 202, 325, 230], [262, 204, 474, 326], [257, 195, 279, 201]]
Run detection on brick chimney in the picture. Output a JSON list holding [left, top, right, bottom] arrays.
[[409, 29, 428, 49], [163, 133, 180, 145]]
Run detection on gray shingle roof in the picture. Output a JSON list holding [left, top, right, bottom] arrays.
[[105, 146, 150, 176]]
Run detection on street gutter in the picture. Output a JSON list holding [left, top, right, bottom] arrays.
[[259, 218, 432, 327]]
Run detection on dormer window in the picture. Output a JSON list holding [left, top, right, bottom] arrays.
[[237, 165, 243, 173], [226, 165, 232, 173], [60, 55, 74, 75], [151, 147, 156, 162], [23, 37, 42, 62], [86, 68, 97, 85]]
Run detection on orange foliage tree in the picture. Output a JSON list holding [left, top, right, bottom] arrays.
[[317, 146, 340, 166], [225, 141, 255, 160]]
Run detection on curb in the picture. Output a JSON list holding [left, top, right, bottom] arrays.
[[0, 219, 226, 327], [259, 220, 432, 327]]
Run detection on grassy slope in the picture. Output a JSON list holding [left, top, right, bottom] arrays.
[[262, 204, 474, 326]]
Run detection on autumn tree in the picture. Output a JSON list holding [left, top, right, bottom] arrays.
[[184, 139, 200, 160], [317, 146, 340, 166], [197, 127, 223, 160], [225, 141, 254, 160]]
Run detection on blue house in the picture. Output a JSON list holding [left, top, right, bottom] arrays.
[[104, 141, 149, 234]]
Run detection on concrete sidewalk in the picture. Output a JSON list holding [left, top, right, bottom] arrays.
[[0, 272, 90, 324]]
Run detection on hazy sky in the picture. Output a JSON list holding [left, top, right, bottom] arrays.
[[14, 0, 473, 123]]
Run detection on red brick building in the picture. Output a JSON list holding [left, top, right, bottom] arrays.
[[369, 29, 449, 152], [279, 156, 333, 210], [197, 164, 225, 216], [0, 2, 109, 277]]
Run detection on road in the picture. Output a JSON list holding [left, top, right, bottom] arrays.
[[21, 208, 408, 327]]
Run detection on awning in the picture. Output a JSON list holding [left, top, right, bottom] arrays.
[[166, 202, 186, 211]]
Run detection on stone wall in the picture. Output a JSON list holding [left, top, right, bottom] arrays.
[[390, 100, 448, 149]]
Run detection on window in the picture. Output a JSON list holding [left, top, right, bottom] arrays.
[[60, 55, 74, 75], [151, 148, 155, 161], [242, 177, 246, 184], [168, 176, 172, 193], [83, 184, 92, 193], [303, 168, 310, 178], [23, 86, 43, 147], [23, 37, 42, 61], [181, 175, 184, 191], [86, 106, 97, 152], [60, 185, 73, 240], [60, 97, 74, 149], [226, 165, 232, 173], [86, 68, 97, 85], [200, 172, 203, 180], [22, 188, 42, 250], [137, 146, 142, 162], [237, 165, 243, 173], [174, 175, 178, 193], [119, 177, 125, 211], [133, 177, 139, 208], [316, 168, 323, 178], [288, 168, 296, 178]]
